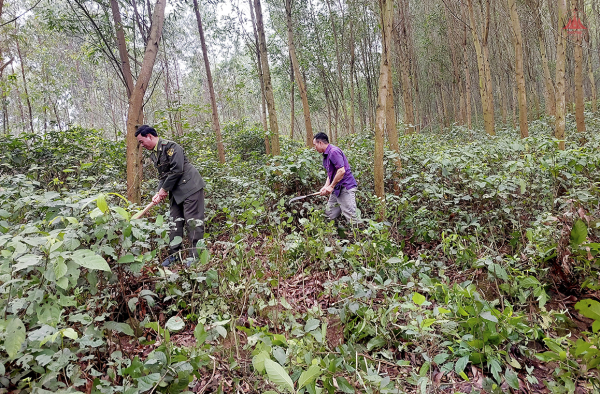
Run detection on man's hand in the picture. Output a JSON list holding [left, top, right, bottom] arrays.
[[152, 188, 168, 204], [320, 185, 334, 196]]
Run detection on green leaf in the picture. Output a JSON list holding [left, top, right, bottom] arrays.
[[366, 336, 386, 351], [194, 323, 208, 345], [421, 318, 436, 328], [252, 351, 270, 374], [412, 292, 426, 306], [170, 236, 183, 247], [335, 376, 355, 393], [433, 353, 449, 365], [304, 318, 320, 332], [5, 317, 26, 359], [455, 355, 469, 374], [128, 297, 138, 313], [480, 311, 498, 323], [137, 373, 161, 392], [200, 249, 210, 265], [574, 299, 600, 322], [71, 249, 111, 272], [165, 316, 185, 333], [96, 194, 109, 213], [54, 259, 68, 279], [112, 206, 130, 221], [264, 359, 294, 393], [118, 254, 135, 264], [13, 254, 42, 271], [273, 346, 287, 365], [505, 368, 519, 390], [570, 219, 588, 247], [104, 321, 134, 336], [62, 328, 78, 340], [298, 364, 321, 389], [519, 179, 526, 194]]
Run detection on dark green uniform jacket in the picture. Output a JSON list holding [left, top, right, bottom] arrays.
[[150, 139, 205, 204]]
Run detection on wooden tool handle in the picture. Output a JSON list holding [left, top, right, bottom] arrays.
[[131, 201, 156, 220]]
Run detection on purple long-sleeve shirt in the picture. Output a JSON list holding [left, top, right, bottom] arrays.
[[322, 144, 357, 197]]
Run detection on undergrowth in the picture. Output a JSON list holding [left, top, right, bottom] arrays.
[[1, 114, 600, 393]]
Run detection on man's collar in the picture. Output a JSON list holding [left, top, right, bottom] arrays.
[[152, 138, 160, 152], [323, 143, 332, 155]]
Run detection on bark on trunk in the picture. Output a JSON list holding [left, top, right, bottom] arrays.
[[387, 68, 402, 194], [394, 0, 415, 133], [574, 28, 585, 132], [349, 17, 356, 134], [248, 0, 270, 155], [498, 76, 507, 125], [507, 0, 529, 137], [126, 0, 166, 203], [463, 17, 472, 131], [110, 0, 135, 97], [326, 0, 348, 132], [534, 1, 556, 116], [374, 0, 393, 207], [253, 0, 280, 155], [587, 36, 597, 113], [285, 0, 313, 146], [290, 57, 295, 139], [193, 0, 225, 162], [555, 0, 567, 150], [15, 37, 33, 133], [466, 0, 495, 135]]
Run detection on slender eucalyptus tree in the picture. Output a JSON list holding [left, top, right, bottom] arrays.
[[193, 0, 226, 163], [253, 0, 280, 156], [507, 0, 528, 137]]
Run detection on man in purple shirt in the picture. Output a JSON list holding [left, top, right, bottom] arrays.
[[312, 132, 358, 223]]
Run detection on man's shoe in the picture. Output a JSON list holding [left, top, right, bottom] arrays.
[[161, 255, 180, 267]]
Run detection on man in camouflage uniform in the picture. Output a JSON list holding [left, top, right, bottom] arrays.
[[135, 125, 206, 267]]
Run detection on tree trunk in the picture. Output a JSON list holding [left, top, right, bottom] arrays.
[[285, 0, 313, 146], [466, 0, 495, 135], [162, 45, 175, 133], [126, 0, 166, 203], [534, 0, 556, 116], [10, 63, 26, 132], [387, 68, 402, 194], [498, 76, 507, 125], [110, 0, 135, 97], [193, 0, 225, 162], [463, 16, 472, 131], [349, 17, 356, 134], [394, 0, 415, 133], [326, 0, 348, 132], [374, 0, 393, 207], [248, 0, 270, 155], [253, 0, 280, 156], [587, 36, 597, 113], [15, 36, 33, 133], [290, 56, 295, 139], [507, 0, 529, 137], [444, 3, 464, 125], [574, 28, 585, 132], [555, 0, 567, 150]]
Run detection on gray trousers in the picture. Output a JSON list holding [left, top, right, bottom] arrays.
[[169, 188, 205, 258], [326, 187, 357, 222]]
